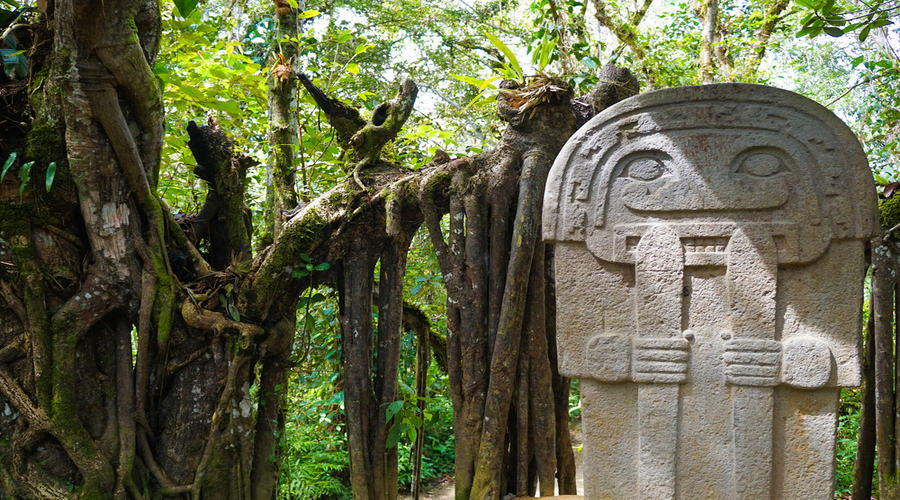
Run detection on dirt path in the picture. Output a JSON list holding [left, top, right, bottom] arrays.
[[399, 424, 584, 500]]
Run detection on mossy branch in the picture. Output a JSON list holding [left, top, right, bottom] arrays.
[[300, 75, 419, 190], [298, 73, 366, 147], [348, 77, 418, 164]]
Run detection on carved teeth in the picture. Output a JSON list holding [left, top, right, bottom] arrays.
[[682, 236, 729, 253]]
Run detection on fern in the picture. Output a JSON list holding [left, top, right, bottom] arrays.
[[278, 425, 351, 499]]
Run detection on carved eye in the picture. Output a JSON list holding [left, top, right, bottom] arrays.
[[734, 148, 791, 177], [626, 158, 665, 180], [622, 156, 670, 181], [616, 151, 672, 182]]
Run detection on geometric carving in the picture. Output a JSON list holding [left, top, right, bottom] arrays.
[[682, 237, 729, 254], [633, 338, 689, 384], [723, 338, 781, 386]]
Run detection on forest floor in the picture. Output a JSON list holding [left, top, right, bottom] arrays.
[[399, 422, 585, 500]]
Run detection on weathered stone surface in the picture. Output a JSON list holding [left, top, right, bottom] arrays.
[[543, 84, 878, 500]]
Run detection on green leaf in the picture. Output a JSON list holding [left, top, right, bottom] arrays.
[[465, 93, 497, 109], [45, 162, 56, 192], [801, 25, 823, 37], [174, 0, 199, 18], [175, 84, 204, 101], [292, 269, 310, 278], [385, 400, 404, 420], [17, 161, 32, 182], [484, 32, 522, 81], [152, 63, 170, 85], [859, 25, 872, 42], [385, 425, 403, 448], [345, 62, 359, 74], [206, 99, 242, 116], [451, 74, 499, 90], [227, 301, 240, 322], [298, 10, 320, 18], [538, 35, 557, 71], [314, 262, 330, 271], [17, 160, 33, 199], [823, 26, 844, 37], [793, 0, 815, 9], [411, 414, 425, 428], [2, 152, 16, 182], [285, 0, 298, 8]]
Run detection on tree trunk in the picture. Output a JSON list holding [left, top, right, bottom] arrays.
[[415, 70, 639, 500], [265, 3, 300, 241], [873, 236, 899, 499], [696, 0, 718, 84], [852, 280, 877, 500], [411, 307, 432, 500]]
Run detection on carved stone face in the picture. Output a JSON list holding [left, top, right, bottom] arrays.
[[544, 85, 877, 266]]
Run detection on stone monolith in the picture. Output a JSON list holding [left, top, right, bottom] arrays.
[[543, 84, 878, 500]]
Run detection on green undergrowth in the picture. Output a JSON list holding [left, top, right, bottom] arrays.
[[276, 281, 455, 499], [277, 361, 456, 499], [279, 423, 351, 499], [835, 388, 860, 498]]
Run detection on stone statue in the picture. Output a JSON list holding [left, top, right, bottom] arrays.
[[543, 84, 878, 499]]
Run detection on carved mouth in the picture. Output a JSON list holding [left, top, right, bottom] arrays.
[[682, 237, 729, 253]]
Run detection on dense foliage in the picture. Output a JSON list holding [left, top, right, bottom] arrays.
[[3, 0, 900, 497], [137, 0, 900, 497]]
